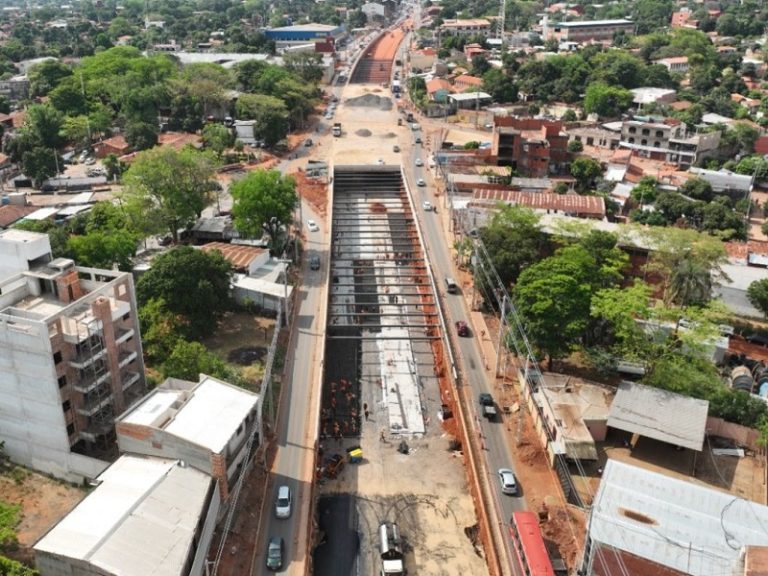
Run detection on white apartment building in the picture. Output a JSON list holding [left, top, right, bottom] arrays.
[[0, 229, 146, 482]]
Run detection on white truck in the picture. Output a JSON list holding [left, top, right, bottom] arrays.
[[332, 123, 342, 137], [380, 522, 405, 576]]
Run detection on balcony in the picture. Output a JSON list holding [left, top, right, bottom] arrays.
[[69, 347, 107, 369], [118, 349, 137, 369], [77, 392, 114, 417], [121, 370, 141, 392], [115, 326, 134, 344], [74, 370, 111, 394]]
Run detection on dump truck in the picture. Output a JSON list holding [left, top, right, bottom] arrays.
[[332, 123, 342, 137]]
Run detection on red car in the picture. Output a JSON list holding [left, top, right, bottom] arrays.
[[455, 321, 470, 337]]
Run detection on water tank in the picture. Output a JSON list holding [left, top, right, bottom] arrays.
[[755, 365, 768, 388], [760, 382, 768, 398], [0, 195, 8, 205], [730, 366, 754, 393], [6, 192, 26, 205]]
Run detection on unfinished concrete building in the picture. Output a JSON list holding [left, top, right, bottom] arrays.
[[0, 229, 146, 482]]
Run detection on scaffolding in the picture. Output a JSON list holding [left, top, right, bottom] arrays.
[[77, 317, 114, 443]]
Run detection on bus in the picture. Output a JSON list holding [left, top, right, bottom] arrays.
[[509, 511, 555, 576]]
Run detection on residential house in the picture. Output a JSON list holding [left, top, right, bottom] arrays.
[[0, 203, 36, 229], [426, 78, 452, 103], [94, 134, 130, 159], [440, 19, 492, 36], [199, 241, 270, 275], [654, 56, 689, 74], [463, 43, 488, 60], [492, 117, 569, 176], [671, 9, 697, 28], [631, 87, 676, 106], [453, 74, 484, 93], [619, 116, 719, 167], [0, 230, 146, 482], [34, 455, 220, 576], [0, 74, 29, 101], [410, 47, 437, 71], [115, 374, 260, 503], [568, 126, 621, 150], [731, 93, 761, 115]]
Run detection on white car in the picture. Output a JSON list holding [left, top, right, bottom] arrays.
[[377, 159, 385, 165], [498, 468, 518, 495], [415, 158, 423, 167], [275, 485, 292, 519], [423, 201, 433, 211], [325, 112, 333, 119], [417, 178, 426, 187], [307, 220, 319, 232]]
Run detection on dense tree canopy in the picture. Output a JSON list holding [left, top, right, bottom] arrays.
[[136, 246, 233, 339]]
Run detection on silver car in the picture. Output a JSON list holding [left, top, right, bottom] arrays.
[[498, 468, 518, 495]]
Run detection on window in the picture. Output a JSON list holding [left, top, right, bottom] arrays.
[[641, 139, 647, 146], [66, 423, 75, 436], [641, 128, 650, 136], [628, 137, 635, 144], [62, 400, 71, 412], [58, 375, 67, 389], [654, 141, 661, 148], [655, 130, 664, 138], [53, 351, 63, 364], [628, 127, 636, 134]]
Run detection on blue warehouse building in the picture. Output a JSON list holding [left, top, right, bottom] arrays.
[[265, 23, 347, 49]]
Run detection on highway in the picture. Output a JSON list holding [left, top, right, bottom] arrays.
[[402, 130, 526, 562]]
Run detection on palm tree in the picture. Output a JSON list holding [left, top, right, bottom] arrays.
[[666, 258, 712, 307]]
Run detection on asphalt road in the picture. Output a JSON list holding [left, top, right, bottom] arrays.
[[402, 134, 525, 571]]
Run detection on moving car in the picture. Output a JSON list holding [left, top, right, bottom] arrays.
[[307, 220, 319, 232], [393, 145, 400, 152], [275, 485, 292, 518], [498, 468, 518, 495], [455, 320, 470, 337], [479, 393, 497, 420], [309, 255, 321, 270], [304, 138, 313, 147], [415, 136, 422, 144], [423, 201, 433, 211], [266, 537, 284, 571], [415, 158, 423, 167], [417, 178, 426, 187]]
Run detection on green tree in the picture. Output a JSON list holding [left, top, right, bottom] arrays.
[[22, 147, 59, 188], [570, 157, 602, 192], [230, 169, 297, 249], [513, 251, 593, 368], [124, 120, 158, 151], [121, 147, 217, 242], [477, 205, 542, 289], [282, 51, 324, 83], [630, 176, 660, 205], [136, 247, 233, 339], [27, 59, 72, 97], [679, 177, 713, 202], [162, 340, 234, 381], [567, 140, 583, 153], [748, 278, 768, 318], [482, 69, 518, 103], [138, 297, 186, 363], [24, 104, 64, 150], [67, 230, 138, 271], [235, 94, 289, 147], [202, 123, 235, 158], [583, 82, 633, 117]]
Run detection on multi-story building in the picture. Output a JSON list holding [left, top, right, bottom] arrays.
[[550, 19, 635, 43], [654, 56, 690, 74], [619, 116, 720, 167], [492, 118, 569, 177], [264, 23, 346, 50], [0, 229, 146, 482], [439, 18, 492, 36], [115, 374, 260, 503]]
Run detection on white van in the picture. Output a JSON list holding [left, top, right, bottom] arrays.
[[445, 278, 458, 294]]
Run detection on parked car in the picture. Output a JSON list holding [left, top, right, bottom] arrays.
[[455, 320, 470, 337], [275, 485, 292, 519], [393, 145, 400, 153], [423, 201, 433, 211], [415, 136, 422, 144], [747, 334, 768, 347], [307, 220, 319, 232], [309, 255, 321, 270], [417, 178, 426, 187], [498, 468, 518, 495], [304, 138, 313, 147], [377, 159, 385, 165], [266, 537, 284, 571], [415, 158, 423, 167]]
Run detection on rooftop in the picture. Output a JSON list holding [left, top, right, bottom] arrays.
[[120, 375, 259, 453], [557, 18, 633, 27], [34, 455, 212, 576], [200, 241, 267, 271], [607, 381, 709, 451], [590, 459, 768, 576], [472, 189, 605, 216], [268, 23, 339, 32]]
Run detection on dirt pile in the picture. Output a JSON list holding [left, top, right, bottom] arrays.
[[355, 129, 372, 137], [346, 94, 393, 111]]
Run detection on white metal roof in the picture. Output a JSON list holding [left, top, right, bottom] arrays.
[[607, 381, 708, 451], [65, 191, 94, 204], [164, 376, 259, 452], [590, 459, 768, 576], [448, 92, 492, 102], [24, 207, 59, 220], [121, 389, 181, 426], [557, 18, 632, 27], [235, 274, 294, 299], [34, 455, 212, 576]]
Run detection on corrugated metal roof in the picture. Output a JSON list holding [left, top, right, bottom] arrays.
[[472, 188, 605, 216], [34, 455, 212, 576], [607, 381, 708, 451], [200, 241, 267, 271], [590, 459, 768, 576]]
